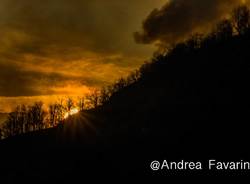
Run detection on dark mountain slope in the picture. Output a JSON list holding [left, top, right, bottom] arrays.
[[2, 25, 250, 180], [100, 34, 250, 150]]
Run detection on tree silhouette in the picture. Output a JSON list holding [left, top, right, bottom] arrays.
[[0, 128, 2, 140], [77, 97, 85, 111], [186, 34, 203, 51], [214, 19, 233, 41], [127, 70, 140, 84], [66, 98, 74, 112], [18, 105, 27, 134], [49, 104, 57, 127], [2, 5, 250, 141], [29, 102, 45, 130], [232, 5, 250, 35], [99, 87, 110, 105], [86, 90, 101, 109], [3, 111, 17, 137]]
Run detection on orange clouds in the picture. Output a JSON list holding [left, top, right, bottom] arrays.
[[0, 0, 167, 112], [3, 0, 247, 112]]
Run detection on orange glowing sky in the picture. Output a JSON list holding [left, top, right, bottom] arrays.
[[0, 0, 167, 112], [0, 0, 248, 112]]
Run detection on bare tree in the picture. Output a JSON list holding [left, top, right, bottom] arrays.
[[127, 70, 140, 84], [66, 98, 74, 112], [86, 90, 101, 109], [77, 97, 85, 111], [26, 106, 33, 132], [49, 104, 57, 127], [2, 110, 19, 137], [56, 103, 65, 123], [113, 78, 127, 92], [0, 128, 2, 140], [2, 119, 13, 138], [232, 5, 250, 35], [186, 34, 203, 50], [99, 87, 111, 105], [19, 105, 27, 134], [215, 19, 233, 40], [28, 102, 45, 131]]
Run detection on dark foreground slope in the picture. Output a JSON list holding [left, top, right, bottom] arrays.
[[1, 33, 250, 180]]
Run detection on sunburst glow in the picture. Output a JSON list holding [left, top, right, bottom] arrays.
[[64, 108, 79, 119]]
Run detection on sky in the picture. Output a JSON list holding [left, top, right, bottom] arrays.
[[0, 0, 248, 112], [0, 0, 166, 112]]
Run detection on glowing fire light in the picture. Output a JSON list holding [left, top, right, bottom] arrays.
[[64, 108, 79, 119]]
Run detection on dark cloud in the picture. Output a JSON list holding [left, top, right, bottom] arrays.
[[134, 0, 247, 45], [0, 0, 162, 57], [0, 62, 83, 97], [0, 63, 37, 97], [0, 0, 165, 102]]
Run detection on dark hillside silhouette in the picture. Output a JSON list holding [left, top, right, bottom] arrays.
[[1, 5, 250, 180]]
